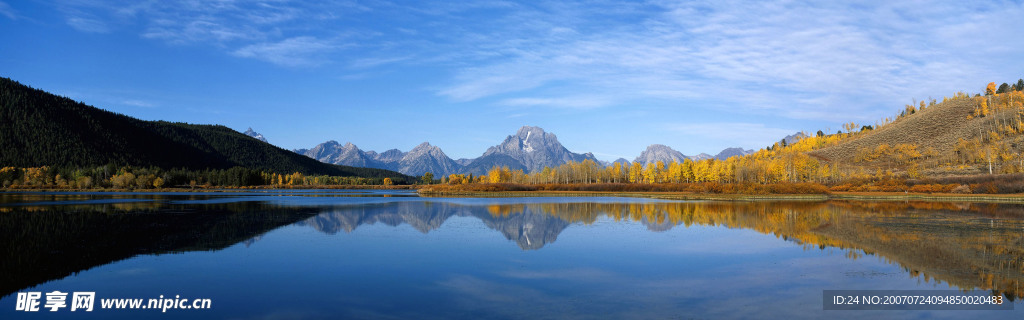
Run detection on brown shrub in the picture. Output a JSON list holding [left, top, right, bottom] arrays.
[[950, 184, 972, 194]]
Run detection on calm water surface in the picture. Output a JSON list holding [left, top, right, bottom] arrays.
[[1, 190, 1022, 319]]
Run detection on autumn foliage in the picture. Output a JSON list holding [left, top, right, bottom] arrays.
[[422, 181, 831, 194]]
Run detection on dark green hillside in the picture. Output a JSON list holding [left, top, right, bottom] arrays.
[[0, 77, 410, 181]]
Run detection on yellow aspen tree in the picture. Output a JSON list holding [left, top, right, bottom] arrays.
[[655, 161, 666, 182], [667, 161, 681, 183], [642, 163, 656, 183], [709, 160, 724, 183], [692, 160, 711, 182], [487, 166, 502, 183], [629, 162, 643, 183], [681, 159, 694, 182]]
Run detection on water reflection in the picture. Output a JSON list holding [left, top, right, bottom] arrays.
[[2, 191, 1023, 307], [299, 200, 1024, 301], [0, 201, 320, 298], [298, 202, 571, 250]]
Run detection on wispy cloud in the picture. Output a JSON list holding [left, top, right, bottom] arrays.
[[498, 267, 615, 281], [142, 19, 260, 44], [36, 0, 1024, 123], [121, 99, 156, 108], [51, 0, 360, 66], [349, 55, 413, 69], [66, 16, 109, 33], [0, 1, 16, 20], [500, 95, 612, 109], [433, 1, 1024, 120], [232, 36, 338, 67]]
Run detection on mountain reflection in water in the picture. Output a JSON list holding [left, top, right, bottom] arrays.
[[298, 200, 1024, 301], [1, 192, 1023, 304]]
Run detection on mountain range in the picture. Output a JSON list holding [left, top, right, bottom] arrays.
[[292, 140, 464, 177], [287, 125, 759, 177]]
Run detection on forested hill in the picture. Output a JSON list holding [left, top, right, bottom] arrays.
[[0, 77, 410, 180]]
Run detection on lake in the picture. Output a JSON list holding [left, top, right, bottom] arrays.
[[1, 190, 1022, 319]]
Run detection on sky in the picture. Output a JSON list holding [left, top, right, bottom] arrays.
[[2, 0, 1023, 161]]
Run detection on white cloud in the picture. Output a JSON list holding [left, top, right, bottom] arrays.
[[349, 55, 412, 69], [41, 0, 1024, 121], [499, 95, 612, 109], [142, 19, 260, 44], [52, 0, 359, 65], [433, 1, 1024, 120], [498, 267, 615, 280], [122, 99, 155, 108], [232, 36, 338, 67], [66, 16, 109, 33]]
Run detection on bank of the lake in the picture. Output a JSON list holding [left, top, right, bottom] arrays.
[[7, 186, 1024, 203], [1, 184, 418, 193], [417, 189, 1024, 203]]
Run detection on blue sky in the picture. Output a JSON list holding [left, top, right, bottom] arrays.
[[2, 1, 1023, 161]]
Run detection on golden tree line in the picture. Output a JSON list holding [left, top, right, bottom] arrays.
[[0, 165, 384, 189]]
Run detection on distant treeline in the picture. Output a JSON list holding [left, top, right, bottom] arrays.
[[0, 165, 412, 189]]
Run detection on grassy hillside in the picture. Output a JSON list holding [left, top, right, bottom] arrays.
[[809, 87, 1024, 177], [810, 98, 977, 161], [0, 77, 411, 181]]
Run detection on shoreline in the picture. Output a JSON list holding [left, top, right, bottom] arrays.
[[4, 187, 1024, 203], [416, 190, 1024, 202], [0, 185, 418, 193]]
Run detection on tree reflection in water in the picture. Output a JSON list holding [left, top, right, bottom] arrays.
[[2, 194, 1022, 303]]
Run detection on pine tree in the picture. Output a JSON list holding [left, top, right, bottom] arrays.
[[997, 83, 1011, 94]]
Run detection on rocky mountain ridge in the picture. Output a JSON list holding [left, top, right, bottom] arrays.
[[285, 125, 765, 177]]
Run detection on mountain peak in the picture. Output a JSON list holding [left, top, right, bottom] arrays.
[[634, 144, 687, 164], [413, 141, 434, 150], [476, 126, 596, 173], [516, 125, 546, 136], [644, 144, 673, 151], [714, 147, 754, 160], [399, 142, 459, 177], [407, 142, 443, 156], [242, 127, 268, 143], [783, 132, 808, 144], [299, 139, 459, 177], [689, 153, 713, 161]]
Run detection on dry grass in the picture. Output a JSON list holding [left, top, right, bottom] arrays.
[[810, 98, 980, 162]]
